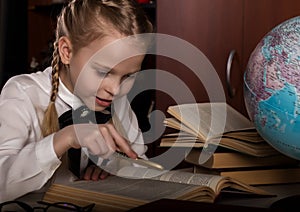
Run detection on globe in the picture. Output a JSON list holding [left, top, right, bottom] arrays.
[[244, 16, 300, 160]]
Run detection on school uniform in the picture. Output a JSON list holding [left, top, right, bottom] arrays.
[[0, 67, 146, 202]]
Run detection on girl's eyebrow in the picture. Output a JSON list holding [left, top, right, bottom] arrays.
[[91, 62, 110, 71], [92, 62, 141, 75]]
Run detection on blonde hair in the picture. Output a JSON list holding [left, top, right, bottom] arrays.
[[41, 0, 153, 136]]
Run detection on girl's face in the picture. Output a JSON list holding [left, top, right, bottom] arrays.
[[64, 36, 145, 111]]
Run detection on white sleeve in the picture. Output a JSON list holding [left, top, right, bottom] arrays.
[[0, 82, 61, 202]]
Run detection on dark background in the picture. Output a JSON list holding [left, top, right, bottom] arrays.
[[0, 0, 28, 89]]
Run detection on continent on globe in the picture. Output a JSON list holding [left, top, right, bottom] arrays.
[[244, 16, 300, 160]]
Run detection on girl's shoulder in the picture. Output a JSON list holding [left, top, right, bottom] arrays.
[[2, 67, 52, 91]]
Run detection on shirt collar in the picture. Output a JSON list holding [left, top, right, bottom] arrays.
[[58, 78, 84, 110], [45, 66, 83, 110]]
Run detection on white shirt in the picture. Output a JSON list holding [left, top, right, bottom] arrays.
[[0, 67, 146, 202]]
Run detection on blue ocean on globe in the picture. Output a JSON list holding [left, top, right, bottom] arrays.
[[244, 16, 300, 160]]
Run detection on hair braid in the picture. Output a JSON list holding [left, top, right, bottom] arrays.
[[41, 40, 60, 136]]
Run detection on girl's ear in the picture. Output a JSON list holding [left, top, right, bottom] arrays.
[[58, 36, 72, 64]]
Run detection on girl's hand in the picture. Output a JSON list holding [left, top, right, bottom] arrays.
[[83, 164, 110, 180], [53, 123, 138, 159]]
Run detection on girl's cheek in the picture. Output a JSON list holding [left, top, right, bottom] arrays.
[[75, 75, 103, 97], [118, 78, 136, 96]]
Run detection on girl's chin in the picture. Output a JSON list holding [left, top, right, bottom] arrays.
[[94, 105, 109, 111], [83, 103, 106, 111]]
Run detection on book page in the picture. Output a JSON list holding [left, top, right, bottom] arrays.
[[164, 118, 198, 137], [160, 133, 278, 157], [116, 166, 224, 192], [116, 166, 272, 196], [167, 102, 254, 140], [43, 179, 210, 212], [162, 130, 264, 143], [64, 175, 202, 202]]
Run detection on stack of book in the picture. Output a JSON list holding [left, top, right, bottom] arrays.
[[160, 102, 300, 185]]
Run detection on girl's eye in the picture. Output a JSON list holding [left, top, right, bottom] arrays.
[[125, 72, 137, 79], [91, 64, 110, 77], [96, 68, 110, 77], [97, 71, 108, 77], [121, 73, 135, 82]]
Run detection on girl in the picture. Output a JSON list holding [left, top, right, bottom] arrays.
[[0, 0, 153, 202]]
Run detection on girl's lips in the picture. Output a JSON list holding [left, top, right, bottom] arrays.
[[95, 97, 112, 107]]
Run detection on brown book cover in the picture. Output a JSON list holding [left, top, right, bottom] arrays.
[[193, 165, 300, 185], [185, 148, 299, 169]]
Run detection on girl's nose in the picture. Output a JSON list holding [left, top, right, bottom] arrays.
[[104, 78, 120, 96]]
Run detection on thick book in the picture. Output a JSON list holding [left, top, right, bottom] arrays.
[[161, 102, 278, 157], [193, 165, 300, 185], [43, 167, 273, 212], [185, 148, 300, 169], [160, 132, 278, 157]]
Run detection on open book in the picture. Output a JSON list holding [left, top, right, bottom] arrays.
[[165, 102, 255, 140], [43, 167, 273, 212], [161, 102, 278, 157]]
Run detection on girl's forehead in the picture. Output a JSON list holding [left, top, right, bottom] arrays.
[[89, 55, 144, 74], [85, 37, 146, 68]]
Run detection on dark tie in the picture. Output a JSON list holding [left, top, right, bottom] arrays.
[[58, 105, 112, 178]]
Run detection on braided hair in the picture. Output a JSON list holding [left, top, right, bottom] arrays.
[[41, 0, 153, 136]]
